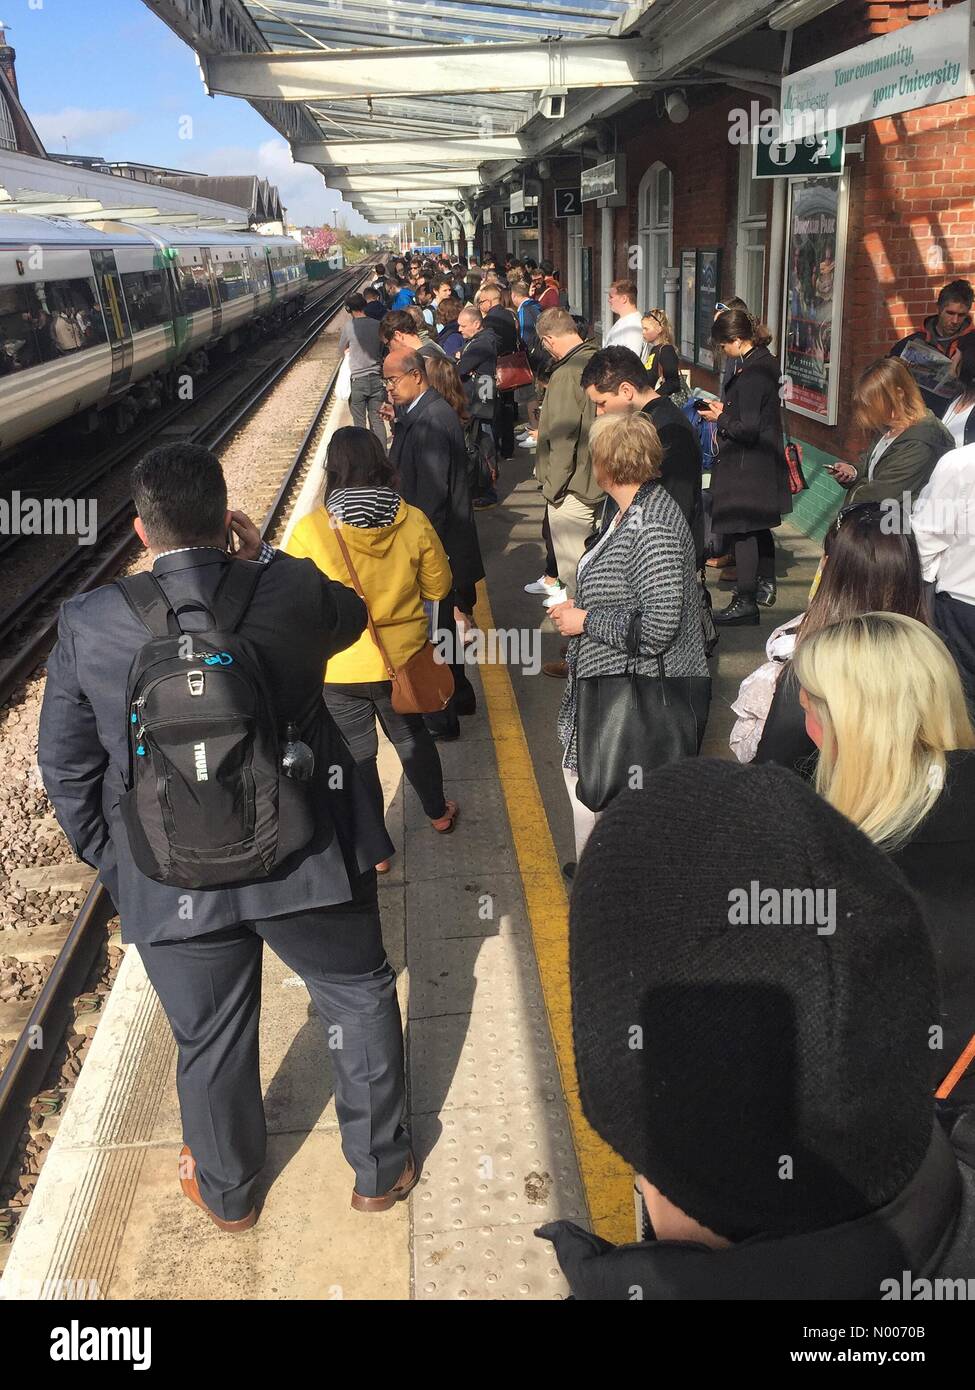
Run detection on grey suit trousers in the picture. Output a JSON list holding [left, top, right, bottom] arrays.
[[137, 873, 409, 1220]]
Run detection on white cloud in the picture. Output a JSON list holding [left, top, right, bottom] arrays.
[[32, 108, 140, 151], [192, 138, 393, 233]]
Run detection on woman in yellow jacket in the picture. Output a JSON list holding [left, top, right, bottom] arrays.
[[286, 428, 459, 869]]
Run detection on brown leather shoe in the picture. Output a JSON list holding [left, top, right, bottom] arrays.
[[351, 1151, 420, 1213], [179, 1145, 257, 1233], [375, 860, 392, 874], [706, 553, 734, 568], [543, 660, 568, 678]]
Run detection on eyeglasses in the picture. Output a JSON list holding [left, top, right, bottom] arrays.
[[715, 302, 732, 313], [383, 374, 412, 389]]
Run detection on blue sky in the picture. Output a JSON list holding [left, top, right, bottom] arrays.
[[7, 0, 382, 230]]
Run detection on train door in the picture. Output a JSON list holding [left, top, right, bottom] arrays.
[[90, 249, 134, 392], [265, 248, 277, 304], [201, 249, 223, 336]]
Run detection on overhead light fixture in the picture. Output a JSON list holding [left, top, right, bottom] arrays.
[[665, 90, 689, 124], [768, 0, 843, 30]]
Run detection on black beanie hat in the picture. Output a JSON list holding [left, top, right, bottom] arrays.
[[570, 759, 939, 1242]]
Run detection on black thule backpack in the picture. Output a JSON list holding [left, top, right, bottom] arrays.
[[116, 561, 315, 889]]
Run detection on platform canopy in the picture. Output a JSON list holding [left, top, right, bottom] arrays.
[[141, 0, 819, 234], [0, 149, 254, 227]]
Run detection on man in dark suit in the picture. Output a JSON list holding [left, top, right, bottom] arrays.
[[38, 444, 416, 1231], [581, 346, 705, 567], [384, 349, 484, 736], [477, 283, 518, 459]]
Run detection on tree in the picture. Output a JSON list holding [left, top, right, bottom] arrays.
[[301, 225, 338, 257]]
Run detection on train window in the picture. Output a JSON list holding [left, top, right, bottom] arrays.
[[120, 270, 170, 332], [178, 262, 212, 313], [250, 253, 270, 292], [270, 249, 288, 288], [1, 278, 107, 365], [0, 284, 40, 374], [216, 258, 248, 303]]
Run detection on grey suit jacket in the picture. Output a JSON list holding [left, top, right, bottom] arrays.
[[38, 549, 392, 943]]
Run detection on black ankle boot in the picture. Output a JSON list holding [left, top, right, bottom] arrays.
[[714, 592, 760, 626]]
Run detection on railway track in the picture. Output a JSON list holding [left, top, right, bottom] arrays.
[[0, 260, 374, 1205], [0, 264, 370, 706]]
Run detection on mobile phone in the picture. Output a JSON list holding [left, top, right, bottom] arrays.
[[693, 399, 712, 412]]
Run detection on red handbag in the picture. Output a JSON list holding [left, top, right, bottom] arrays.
[[495, 350, 534, 392]]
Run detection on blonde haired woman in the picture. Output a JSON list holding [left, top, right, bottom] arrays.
[[829, 357, 953, 509], [794, 612, 975, 1112], [550, 411, 709, 870], [640, 309, 687, 402]]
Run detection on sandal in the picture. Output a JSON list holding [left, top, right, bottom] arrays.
[[430, 800, 459, 834]]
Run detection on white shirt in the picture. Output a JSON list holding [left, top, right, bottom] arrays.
[[941, 396, 975, 448], [911, 442, 975, 602], [604, 311, 643, 357]]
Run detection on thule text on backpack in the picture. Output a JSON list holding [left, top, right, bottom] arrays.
[[193, 742, 208, 782]]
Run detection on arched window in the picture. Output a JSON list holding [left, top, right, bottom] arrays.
[[637, 163, 672, 313], [0, 92, 17, 152]]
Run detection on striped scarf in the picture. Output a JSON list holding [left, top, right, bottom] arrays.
[[326, 487, 401, 529]]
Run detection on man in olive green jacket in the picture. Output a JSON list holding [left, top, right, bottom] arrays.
[[535, 309, 602, 603]]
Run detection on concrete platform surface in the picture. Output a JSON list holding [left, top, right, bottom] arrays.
[[0, 386, 821, 1301]]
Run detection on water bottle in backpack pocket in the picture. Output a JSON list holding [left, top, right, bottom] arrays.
[[116, 561, 315, 890]]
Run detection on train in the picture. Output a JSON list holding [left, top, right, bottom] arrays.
[[0, 215, 310, 454]]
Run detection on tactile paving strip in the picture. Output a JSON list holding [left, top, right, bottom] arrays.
[[412, 1100, 586, 1234], [408, 930, 548, 1021], [409, 1002, 563, 1116], [414, 1223, 572, 1300]]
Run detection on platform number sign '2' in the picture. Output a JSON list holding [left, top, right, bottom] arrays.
[[555, 187, 582, 218]]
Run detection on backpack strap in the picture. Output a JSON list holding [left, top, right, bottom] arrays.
[[209, 559, 266, 633], [115, 573, 179, 638]]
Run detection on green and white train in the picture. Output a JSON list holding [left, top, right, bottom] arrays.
[[0, 215, 309, 452]]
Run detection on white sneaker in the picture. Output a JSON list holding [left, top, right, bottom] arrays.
[[524, 575, 558, 595], [543, 585, 568, 609], [518, 436, 537, 449]]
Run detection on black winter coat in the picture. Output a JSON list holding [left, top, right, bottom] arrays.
[[892, 748, 975, 1111], [710, 344, 792, 534], [389, 388, 485, 597], [456, 328, 497, 422], [483, 304, 519, 357], [539, 1125, 975, 1299]]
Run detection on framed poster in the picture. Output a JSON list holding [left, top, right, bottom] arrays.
[[781, 173, 849, 425], [680, 250, 696, 362], [695, 249, 721, 370]]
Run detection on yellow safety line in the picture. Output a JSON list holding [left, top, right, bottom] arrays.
[[473, 581, 633, 1244]]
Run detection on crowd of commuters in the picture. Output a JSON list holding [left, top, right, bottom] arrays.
[[34, 246, 975, 1299]]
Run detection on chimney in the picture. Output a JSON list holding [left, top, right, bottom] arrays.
[[0, 27, 18, 97]]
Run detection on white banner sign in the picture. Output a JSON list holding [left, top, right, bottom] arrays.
[[509, 189, 525, 215], [781, 0, 973, 139]]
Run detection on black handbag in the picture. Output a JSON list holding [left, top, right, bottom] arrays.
[[574, 612, 711, 813]]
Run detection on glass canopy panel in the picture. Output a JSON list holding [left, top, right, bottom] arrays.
[[242, 0, 631, 49]]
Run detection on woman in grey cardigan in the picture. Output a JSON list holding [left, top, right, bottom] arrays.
[[550, 412, 709, 866]]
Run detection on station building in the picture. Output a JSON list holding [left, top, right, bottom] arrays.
[[143, 0, 975, 541], [478, 0, 975, 537]]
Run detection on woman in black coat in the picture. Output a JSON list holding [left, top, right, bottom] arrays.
[[793, 612, 975, 1131], [699, 309, 791, 626]]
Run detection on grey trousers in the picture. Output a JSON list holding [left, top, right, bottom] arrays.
[[137, 874, 409, 1220], [349, 370, 386, 441]]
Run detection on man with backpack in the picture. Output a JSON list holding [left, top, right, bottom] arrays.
[[38, 444, 416, 1231]]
